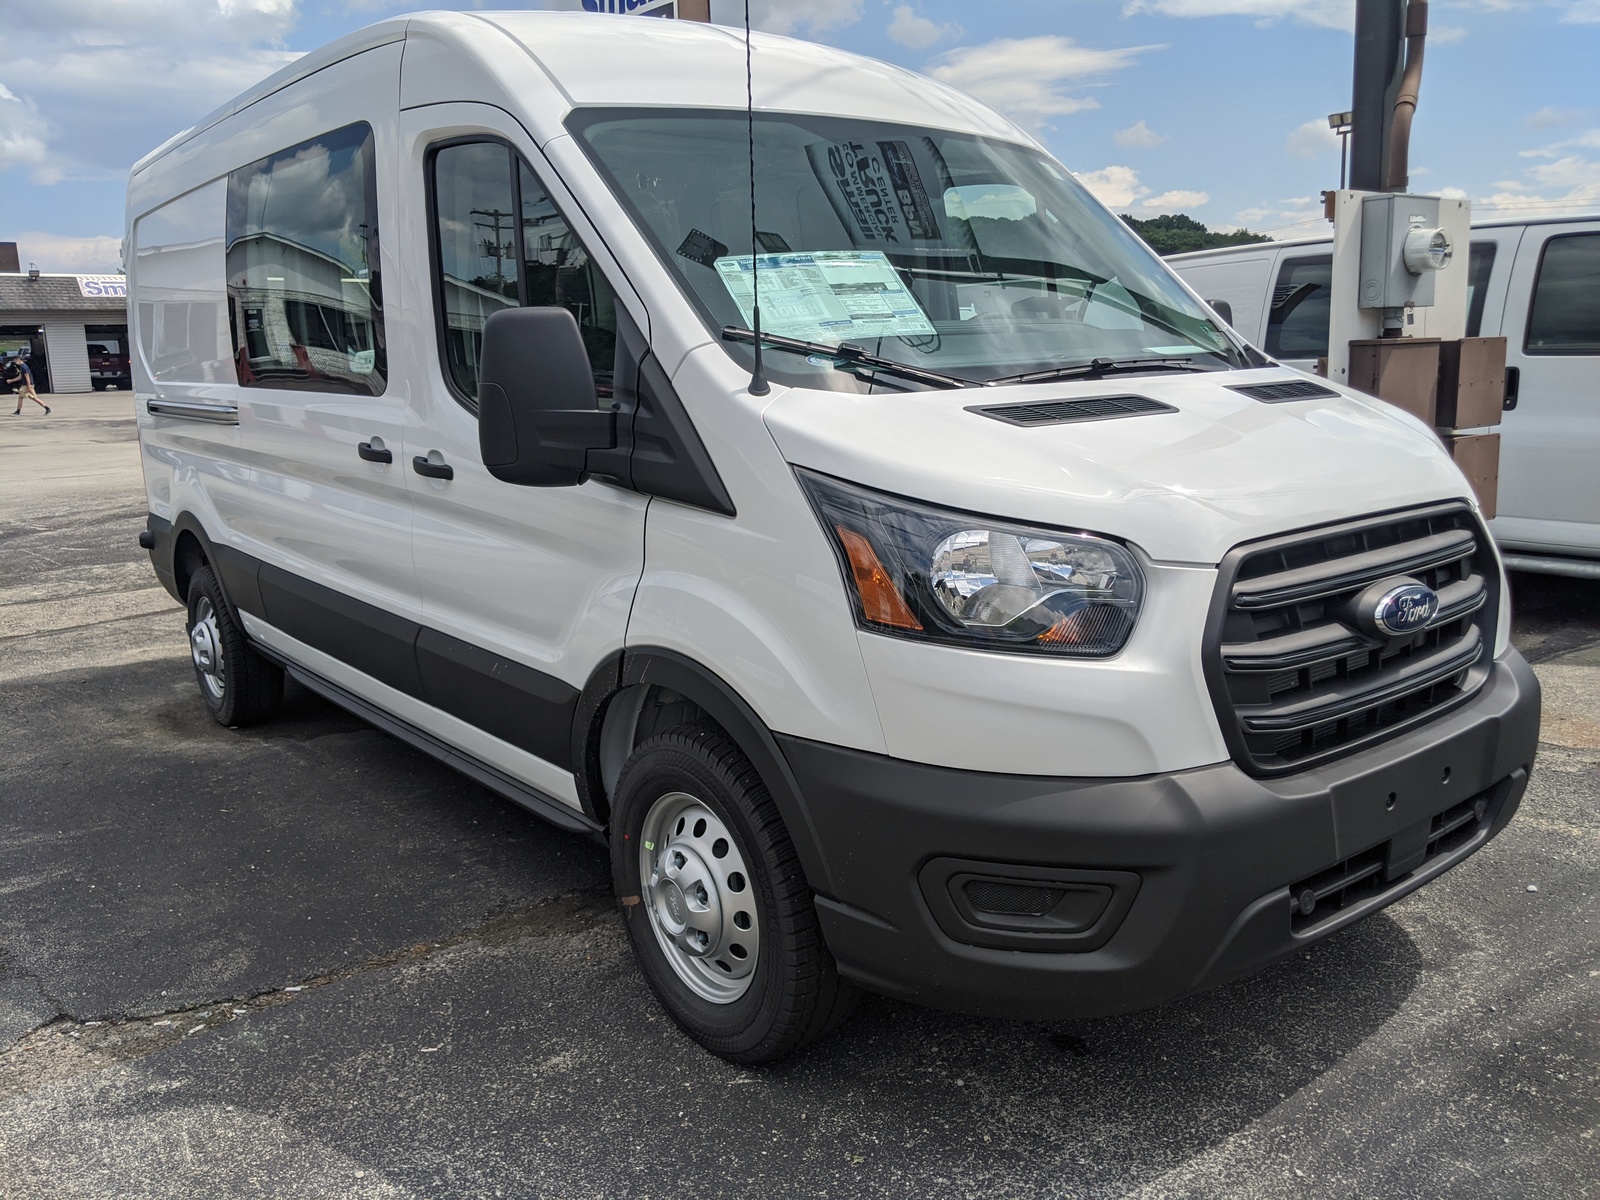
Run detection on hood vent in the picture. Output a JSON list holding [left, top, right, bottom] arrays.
[[968, 394, 1176, 427], [1229, 379, 1340, 403]]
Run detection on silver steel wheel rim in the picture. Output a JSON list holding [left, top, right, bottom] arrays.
[[639, 791, 761, 1005], [190, 597, 226, 702]]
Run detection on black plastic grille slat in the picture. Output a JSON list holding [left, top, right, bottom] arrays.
[[1289, 791, 1494, 933], [1229, 380, 1341, 403], [969, 395, 1177, 427], [1232, 529, 1478, 609], [1207, 504, 1497, 776]]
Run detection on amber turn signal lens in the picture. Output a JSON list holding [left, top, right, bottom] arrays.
[[834, 526, 923, 631]]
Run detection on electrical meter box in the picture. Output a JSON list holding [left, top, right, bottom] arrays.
[[1358, 193, 1453, 310]]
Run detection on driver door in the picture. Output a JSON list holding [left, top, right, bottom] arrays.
[[394, 104, 649, 808]]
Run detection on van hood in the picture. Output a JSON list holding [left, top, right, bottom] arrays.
[[762, 368, 1475, 565]]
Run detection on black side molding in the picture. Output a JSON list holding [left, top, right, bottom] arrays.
[[159, 532, 583, 775], [416, 628, 579, 768], [257, 563, 426, 697]]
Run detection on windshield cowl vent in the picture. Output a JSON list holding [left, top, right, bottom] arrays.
[[1228, 379, 1340, 403], [967, 395, 1177, 428]]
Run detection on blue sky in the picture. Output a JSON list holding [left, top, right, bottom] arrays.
[[2, 0, 1596, 272]]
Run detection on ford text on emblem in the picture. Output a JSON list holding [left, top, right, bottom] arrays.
[[1373, 583, 1439, 636]]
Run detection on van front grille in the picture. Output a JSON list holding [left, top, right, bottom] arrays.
[[1206, 503, 1497, 776]]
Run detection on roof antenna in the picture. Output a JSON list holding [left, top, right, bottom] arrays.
[[743, 0, 769, 396]]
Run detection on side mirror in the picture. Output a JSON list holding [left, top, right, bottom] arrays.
[[478, 307, 614, 487], [1207, 299, 1234, 327]]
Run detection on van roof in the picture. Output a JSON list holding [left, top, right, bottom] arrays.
[[132, 12, 1029, 179], [1166, 210, 1600, 262]]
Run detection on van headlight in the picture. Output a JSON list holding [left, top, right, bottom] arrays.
[[797, 469, 1144, 657]]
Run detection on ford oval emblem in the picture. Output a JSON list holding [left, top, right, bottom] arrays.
[[1373, 583, 1439, 637]]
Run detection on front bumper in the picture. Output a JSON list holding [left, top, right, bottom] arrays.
[[778, 650, 1540, 1020]]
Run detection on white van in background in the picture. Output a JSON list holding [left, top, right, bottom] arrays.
[[128, 13, 1539, 1063], [1170, 217, 1600, 576]]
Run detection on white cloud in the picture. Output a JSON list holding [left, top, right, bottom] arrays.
[[1121, 0, 1354, 31], [1232, 197, 1328, 237], [0, 0, 301, 186], [1429, 23, 1468, 42], [0, 83, 50, 176], [1075, 164, 1208, 214], [1561, 0, 1600, 21], [14, 231, 124, 273], [747, 0, 863, 34], [887, 5, 958, 48], [1076, 165, 1145, 208], [1142, 188, 1211, 210], [1114, 119, 1166, 148], [929, 36, 1157, 131], [1520, 128, 1600, 157], [1286, 117, 1340, 160], [1527, 106, 1581, 128], [218, 0, 294, 14]]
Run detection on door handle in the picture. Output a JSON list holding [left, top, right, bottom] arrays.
[[1503, 366, 1520, 411], [412, 454, 454, 481], [358, 440, 392, 464]]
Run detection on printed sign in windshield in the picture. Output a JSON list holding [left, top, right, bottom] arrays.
[[714, 250, 937, 344], [806, 140, 945, 248]]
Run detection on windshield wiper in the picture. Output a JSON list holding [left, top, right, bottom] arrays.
[[722, 326, 972, 390], [983, 356, 1204, 387]]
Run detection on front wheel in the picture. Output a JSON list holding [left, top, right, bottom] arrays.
[[611, 726, 856, 1064], [186, 564, 282, 727]]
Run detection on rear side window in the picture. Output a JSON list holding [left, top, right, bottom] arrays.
[[429, 139, 617, 407], [1526, 233, 1600, 354], [1465, 241, 1496, 339], [225, 122, 386, 394], [1264, 255, 1331, 360]]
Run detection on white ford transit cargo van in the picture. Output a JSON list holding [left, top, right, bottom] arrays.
[[1169, 217, 1600, 574], [129, 13, 1540, 1063]]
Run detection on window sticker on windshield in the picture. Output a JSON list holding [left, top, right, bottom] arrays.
[[714, 250, 936, 344], [677, 228, 728, 268], [806, 140, 943, 247]]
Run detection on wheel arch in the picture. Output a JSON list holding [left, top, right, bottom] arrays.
[[152, 513, 265, 620], [573, 647, 837, 897]]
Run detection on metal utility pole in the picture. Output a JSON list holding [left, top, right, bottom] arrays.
[[1331, 0, 1501, 516], [1350, 0, 1429, 193], [1349, 0, 1406, 192]]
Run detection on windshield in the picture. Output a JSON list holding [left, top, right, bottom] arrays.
[[570, 109, 1245, 391]]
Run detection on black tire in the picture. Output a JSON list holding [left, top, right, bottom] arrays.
[[610, 725, 857, 1064], [185, 564, 283, 727]]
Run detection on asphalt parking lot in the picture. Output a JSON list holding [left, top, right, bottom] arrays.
[[2, 394, 1597, 1200]]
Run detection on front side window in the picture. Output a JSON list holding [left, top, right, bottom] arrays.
[[429, 140, 617, 405], [225, 123, 385, 394], [1527, 233, 1600, 355], [570, 109, 1243, 392], [1465, 241, 1496, 339], [1264, 255, 1331, 360]]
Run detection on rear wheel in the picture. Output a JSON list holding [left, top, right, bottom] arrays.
[[611, 726, 856, 1064], [186, 564, 282, 727]]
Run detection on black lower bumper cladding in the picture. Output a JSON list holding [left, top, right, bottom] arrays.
[[780, 651, 1540, 1021]]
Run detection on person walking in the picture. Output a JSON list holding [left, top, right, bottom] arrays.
[[4, 357, 49, 415]]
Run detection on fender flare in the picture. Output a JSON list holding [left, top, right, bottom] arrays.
[[572, 646, 837, 897], [145, 512, 264, 620]]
